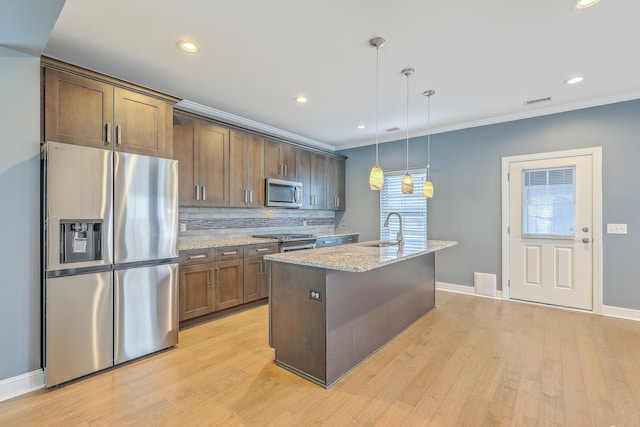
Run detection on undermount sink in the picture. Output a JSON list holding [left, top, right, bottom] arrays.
[[365, 241, 400, 247]]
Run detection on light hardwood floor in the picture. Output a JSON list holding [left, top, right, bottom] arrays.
[[2, 291, 640, 426]]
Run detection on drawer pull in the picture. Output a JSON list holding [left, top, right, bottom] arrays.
[[222, 251, 238, 256], [188, 254, 207, 260], [256, 248, 269, 252]]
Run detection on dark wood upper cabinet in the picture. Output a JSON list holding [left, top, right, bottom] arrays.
[[44, 68, 114, 150], [43, 60, 176, 158], [112, 87, 172, 157], [326, 156, 346, 211], [264, 139, 298, 180], [173, 115, 230, 207], [230, 131, 265, 207]]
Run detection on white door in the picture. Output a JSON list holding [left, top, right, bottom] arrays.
[[508, 154, 593, 310]]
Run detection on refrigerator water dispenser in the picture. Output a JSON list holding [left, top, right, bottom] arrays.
[[60, 220, 103, 263]]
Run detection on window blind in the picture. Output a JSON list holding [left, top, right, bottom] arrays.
[[522, 166, 576, 237], [380, 170, 427, 250]]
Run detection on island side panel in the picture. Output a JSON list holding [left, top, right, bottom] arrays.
[[270, 262, 327, 385], [325, 252, 436, 386]]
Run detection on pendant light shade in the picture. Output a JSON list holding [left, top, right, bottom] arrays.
[[368, 37, 385, 190], [422, 89, 435, 198], [369, 165, 384, 190], [422, 180, 434, 198], [402, 172, 414, 194], [401, 68, 414, 194]]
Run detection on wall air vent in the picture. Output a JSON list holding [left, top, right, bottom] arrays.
[[385, 127, 400, 132], [524, 96, 552, 106]]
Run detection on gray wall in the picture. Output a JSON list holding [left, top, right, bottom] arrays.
[[0, 50, 42, 381], [339, 99, 640, 311]]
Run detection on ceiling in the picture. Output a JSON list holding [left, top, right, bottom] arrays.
[[9, 0, 640, 150]]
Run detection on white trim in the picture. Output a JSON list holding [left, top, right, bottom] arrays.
[[436, 281, 503, 300], [602, 305, 640, 322], [175, 100, 335, 152], [500, 147, 603, 314], [335, 91, 640, 150], [438, 282, 640, 322], [0, 370, 44, 402]]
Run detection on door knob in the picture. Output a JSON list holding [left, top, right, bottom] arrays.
[[582, 238, 590, 243]]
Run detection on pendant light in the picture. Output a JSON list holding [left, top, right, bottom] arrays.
[[401, 68, 414, 194], [422, 89, 435, 198], [369, 37, 385, 190]]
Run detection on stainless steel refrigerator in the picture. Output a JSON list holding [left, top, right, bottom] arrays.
[[42, 141, 179, 387]]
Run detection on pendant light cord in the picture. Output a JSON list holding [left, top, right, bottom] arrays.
[[405, 71, 410, 173], [427, 93, 431, 180], [375, 44, 380, 167]]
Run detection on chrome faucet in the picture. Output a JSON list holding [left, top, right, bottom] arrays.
[[383, 212, 403, 245]]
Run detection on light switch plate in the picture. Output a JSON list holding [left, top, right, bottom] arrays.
[[607, 223, 627, 234]]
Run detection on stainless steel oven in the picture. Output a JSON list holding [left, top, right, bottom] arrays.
[[253, 234, 316, 252]]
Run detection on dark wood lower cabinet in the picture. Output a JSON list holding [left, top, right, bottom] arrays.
[[179, 264, 213, 321], [244, 256, 270, 303], [178, 242, 276, 326], [213, 259, 244, 311]]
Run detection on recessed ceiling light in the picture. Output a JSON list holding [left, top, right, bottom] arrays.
[[572, 0, 600, 9], [564, 75, 584, 85], [294, 96, 308, 104], [356, 124, 366, 129], [177, 40, 199, 53]]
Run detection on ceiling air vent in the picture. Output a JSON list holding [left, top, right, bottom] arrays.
[[385, 127, 400, 132], [524, 96, 552, 106]]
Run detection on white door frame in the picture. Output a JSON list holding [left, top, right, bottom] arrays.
[[501, 147, 603, 314]]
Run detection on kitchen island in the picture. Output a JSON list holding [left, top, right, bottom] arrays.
[[265, 239, 457, 388]]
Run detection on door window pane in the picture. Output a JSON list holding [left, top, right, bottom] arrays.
[[522, 166, 575, 237]]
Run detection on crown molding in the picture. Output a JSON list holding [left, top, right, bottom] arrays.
[[175, 100, 335, 152], [334, 91, 640, 151]]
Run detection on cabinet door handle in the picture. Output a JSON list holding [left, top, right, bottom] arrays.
[[280, 164, 284, 177], [214, 267, 220, 285], [115, 124, 122, 146], [202, 186, 206, 201], [195, 185, 200, 201], [105, 123, 112, 145], [208, 268, 213, 287], [249, 190, 253, 204], [244, 189, 248, 203]]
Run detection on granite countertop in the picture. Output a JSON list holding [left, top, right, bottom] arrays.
[[178, 237, 279, 251], [264, 240, 458, 273], [178, 232, 360, 251]]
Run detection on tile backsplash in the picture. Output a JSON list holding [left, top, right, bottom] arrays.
[[178, 207, 336, 243]]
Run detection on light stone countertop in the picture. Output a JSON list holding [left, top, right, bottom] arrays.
[[264, 240, 458, 273], [178, 233, 360, 251], [178, 237, 279, 251]]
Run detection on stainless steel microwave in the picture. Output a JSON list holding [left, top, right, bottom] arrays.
[[265, 178, 303, 208]]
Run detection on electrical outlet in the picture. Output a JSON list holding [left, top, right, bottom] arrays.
[[179, 223, 187, 232], [303, 220, 307, 227], [309, 289, 322, 301], [341, 220, 347, 227], [607, 223, 627, 234]]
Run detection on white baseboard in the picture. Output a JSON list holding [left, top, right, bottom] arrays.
[[436, 281, 503, 299], [602, 305, 640, 321], [437, 281, 640, 322], [0, 369, 44, 402]]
